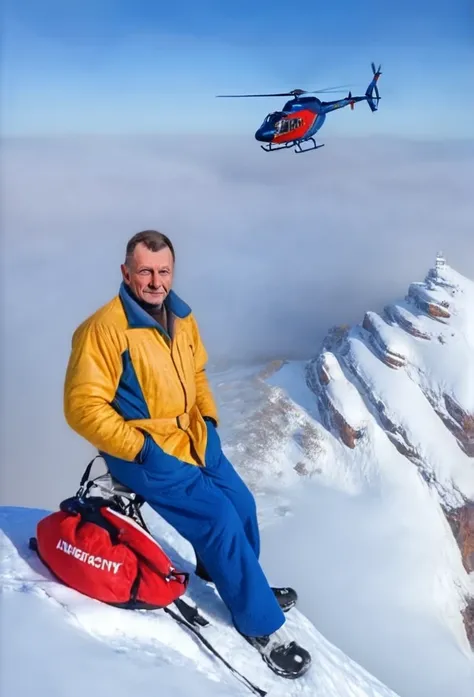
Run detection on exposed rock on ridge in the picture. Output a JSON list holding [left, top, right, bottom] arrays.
[[306, 351, 367, 449]]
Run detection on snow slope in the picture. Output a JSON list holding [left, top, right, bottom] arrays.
[[1, 505, 401, 697]]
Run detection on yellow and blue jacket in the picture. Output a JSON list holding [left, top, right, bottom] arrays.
[[64, 282, 219, 467]]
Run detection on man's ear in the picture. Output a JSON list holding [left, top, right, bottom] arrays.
[[121, 263, 130, 284]]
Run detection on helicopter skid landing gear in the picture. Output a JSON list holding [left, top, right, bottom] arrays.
[[260, 138, 324, 153], [294, 138, 324, 153], [260, 141, 294, 152]]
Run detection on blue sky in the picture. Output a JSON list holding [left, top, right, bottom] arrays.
[[2, 0, 473, 138]]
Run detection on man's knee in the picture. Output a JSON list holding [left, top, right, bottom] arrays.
[[239, 481, 257, 519], [225, 460, 257, 517], [199, 496, 243, 549]]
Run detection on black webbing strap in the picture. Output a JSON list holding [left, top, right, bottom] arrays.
[[164, 604, 267, 697], [79, 455, 103, 489]]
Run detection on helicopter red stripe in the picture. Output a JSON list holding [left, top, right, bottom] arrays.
[[272, 110, 316, 144]]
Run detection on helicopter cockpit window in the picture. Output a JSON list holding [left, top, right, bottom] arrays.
[[266, 112, 282, 123], [275, 118, 303, 134]]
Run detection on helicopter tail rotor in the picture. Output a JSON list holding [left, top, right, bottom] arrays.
[[365, 62, 382, 112]]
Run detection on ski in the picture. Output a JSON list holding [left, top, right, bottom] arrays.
[[164, 603, 268, 696]]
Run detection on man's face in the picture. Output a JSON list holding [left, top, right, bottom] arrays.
[[121, 242, 174, 306]]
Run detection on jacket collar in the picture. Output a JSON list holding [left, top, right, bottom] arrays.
[[119, 282, 192, 334]]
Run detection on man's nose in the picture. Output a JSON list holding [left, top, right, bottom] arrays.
[[149, 271, 160, 287]]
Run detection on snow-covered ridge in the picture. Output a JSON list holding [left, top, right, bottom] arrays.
[[209, 255, 474, 696], [303, 254, 474, 648], [307, 258, 474, 478]]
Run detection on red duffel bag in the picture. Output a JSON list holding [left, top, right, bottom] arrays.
[[29, 457, 202, 618]]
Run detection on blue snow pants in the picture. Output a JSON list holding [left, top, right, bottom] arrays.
[[101, 420, 285, 637]]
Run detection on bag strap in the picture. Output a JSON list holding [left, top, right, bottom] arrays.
[[124, 498, 149, 531], [77, 455, 104, 495], [164, 603, 267, 697], [76, 457, 146, 518]]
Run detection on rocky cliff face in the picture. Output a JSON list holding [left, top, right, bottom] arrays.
[[305, 255, 474, 649]]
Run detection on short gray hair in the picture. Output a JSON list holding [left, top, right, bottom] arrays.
[[125, 230, 175, 266]]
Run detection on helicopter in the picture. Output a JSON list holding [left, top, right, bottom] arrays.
[[216, 62, 382, 153]]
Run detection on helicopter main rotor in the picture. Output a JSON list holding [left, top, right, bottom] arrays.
[[215, 85, 351, 98]]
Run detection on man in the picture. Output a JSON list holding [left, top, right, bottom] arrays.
[[63, 229, 311, 679]]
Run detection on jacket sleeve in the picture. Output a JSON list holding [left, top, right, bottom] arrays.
[[63, 320, 145, 461], [190, 316, 219, 426]]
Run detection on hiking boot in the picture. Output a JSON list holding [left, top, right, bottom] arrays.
[[272, 586, 297, 612], [241, 630, 311, 679]]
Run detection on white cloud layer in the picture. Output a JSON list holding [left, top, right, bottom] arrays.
[[1, 134, 473, 508]]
